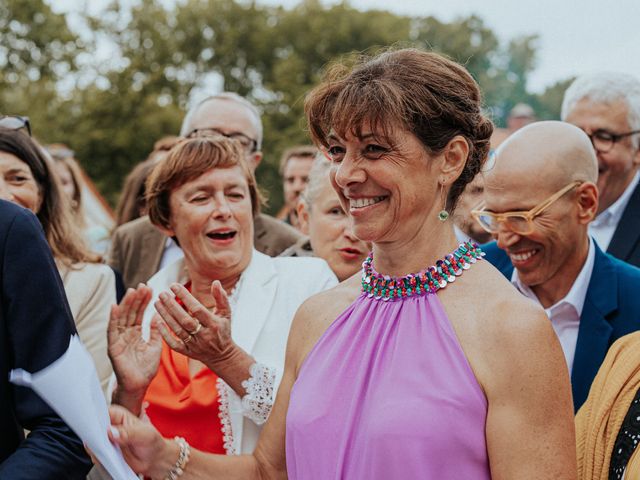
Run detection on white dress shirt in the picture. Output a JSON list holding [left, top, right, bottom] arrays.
[[158, 237, 184, 270], [511, 239, 596, 373], [589, 171, 640, 251]]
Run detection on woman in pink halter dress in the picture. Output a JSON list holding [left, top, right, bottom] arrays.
[[286, 243, 491, 479], [108, 48, 578, 480]]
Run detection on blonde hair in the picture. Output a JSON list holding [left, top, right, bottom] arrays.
[[47, 145, 87, 229], [299, 153, 332, 211]]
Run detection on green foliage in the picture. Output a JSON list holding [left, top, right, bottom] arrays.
[[0, 0, 81, 86], [1, 0, 568, 213], [530, 77, 575, 121]]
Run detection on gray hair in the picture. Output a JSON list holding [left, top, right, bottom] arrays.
[[180, 92, 264, 150], [299, 153, 332, 210], [561, 72, 640, 149]]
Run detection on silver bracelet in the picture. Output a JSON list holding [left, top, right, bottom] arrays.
[[164, 436, 191, 480]]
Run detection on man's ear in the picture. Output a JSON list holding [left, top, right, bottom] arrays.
[[576, 181, 599, 225], [633, 144, 640, 167], [248, 151, 263, 171], [297, 201, 310, 236], [439, 135, 470, 183]]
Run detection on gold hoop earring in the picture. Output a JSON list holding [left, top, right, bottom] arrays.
[[438, 181, 449, 222]]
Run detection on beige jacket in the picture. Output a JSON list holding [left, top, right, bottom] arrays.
[[576, 331, 640, 479], [59, 262, 115, 399]]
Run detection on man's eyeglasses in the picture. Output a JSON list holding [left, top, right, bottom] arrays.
[[584, 129, 640, 153], [0, 115, 31, 136], [185, 127, 258, 153], [471, 180, 583, 236]]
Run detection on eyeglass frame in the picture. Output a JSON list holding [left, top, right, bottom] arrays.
[[184, 127, 258, 153], [0, 115, 31, 136], [584, 128, 640, 153], [470, 180, 583, 235]]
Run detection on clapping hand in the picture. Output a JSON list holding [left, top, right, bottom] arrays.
[[107, 284, 162, 414], [153, 280, 236, 370]]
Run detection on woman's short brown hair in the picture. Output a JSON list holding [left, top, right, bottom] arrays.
[[305, 48, 494, 211], [146, 136, 262, 230]]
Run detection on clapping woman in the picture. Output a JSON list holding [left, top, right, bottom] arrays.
[[108, 136, 336, 456]]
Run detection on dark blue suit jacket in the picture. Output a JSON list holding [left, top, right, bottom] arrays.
[[0, 200, 91, 478], [482, 240, 640, 412], [608, 182, 640, 267]]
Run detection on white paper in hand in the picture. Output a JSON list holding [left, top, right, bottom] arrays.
[[10, 335, 138, 480]]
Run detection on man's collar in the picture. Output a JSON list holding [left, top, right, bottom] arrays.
[[593, 170, 640, 227], [511, 238, 596, 316], [453, 225, 472, 244]]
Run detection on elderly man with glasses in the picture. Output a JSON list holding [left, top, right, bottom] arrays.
[[109, 92, 303, 289], [561, 73, 640, 267], [479, 121, 640, 412]]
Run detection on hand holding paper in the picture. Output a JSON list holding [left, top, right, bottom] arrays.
[[10, 335, 138, 480]]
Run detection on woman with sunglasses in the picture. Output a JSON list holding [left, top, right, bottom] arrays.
[[0, 125, 115, 398]]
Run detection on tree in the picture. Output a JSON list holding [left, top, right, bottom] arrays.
[[531, 77, 575, 121], [4, 0, 553, 212], [0, 0, 86, 140]]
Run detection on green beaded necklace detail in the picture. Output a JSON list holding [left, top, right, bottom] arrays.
[[361, 241, 485, 301]]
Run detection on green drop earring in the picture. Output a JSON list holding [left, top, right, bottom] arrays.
[[438, 181, 449, 222]]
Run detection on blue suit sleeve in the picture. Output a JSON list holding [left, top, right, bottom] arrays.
[[0, 208, 92, 479]]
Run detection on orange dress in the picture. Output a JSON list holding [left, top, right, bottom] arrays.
[[143, 282, 225, 454]]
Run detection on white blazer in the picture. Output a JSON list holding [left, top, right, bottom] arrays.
[[142, 249, 337, 454]]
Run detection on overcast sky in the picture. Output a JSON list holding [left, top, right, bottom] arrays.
[[51, 0, 640, 93]]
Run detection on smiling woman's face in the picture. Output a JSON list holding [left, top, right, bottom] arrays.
[[326, 125, 439, 246], [165, 166, 254, 278], [0, 151, 41, 213], [300, 178, 369, 281]]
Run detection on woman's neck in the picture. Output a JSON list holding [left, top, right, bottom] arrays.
[[371, 220, 460, 277], [187, 267, 242, 308]]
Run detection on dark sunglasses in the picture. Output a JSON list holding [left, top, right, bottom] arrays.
[[0, 115, 31, 136]]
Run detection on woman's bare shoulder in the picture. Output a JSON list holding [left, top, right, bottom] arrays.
[[443, 260, 546, 332], [443, 261, 562, 389], [287, 274, 361, 371]]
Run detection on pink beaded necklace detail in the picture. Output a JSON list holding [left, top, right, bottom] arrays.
[[361, 241, 485, 301]]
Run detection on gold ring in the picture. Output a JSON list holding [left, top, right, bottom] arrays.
[[188, 322, 202, 336], [183, 335, 193, 344]]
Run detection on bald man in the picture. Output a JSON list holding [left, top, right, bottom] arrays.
[[478, 121, 640, 411]]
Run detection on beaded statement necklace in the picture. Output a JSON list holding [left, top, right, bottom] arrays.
[[361, 241, 485, 301]]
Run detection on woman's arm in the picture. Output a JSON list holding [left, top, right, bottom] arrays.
[[482, 299, 577, 479], [154, 282, 253, 392], [155, 281, 277, 426]]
